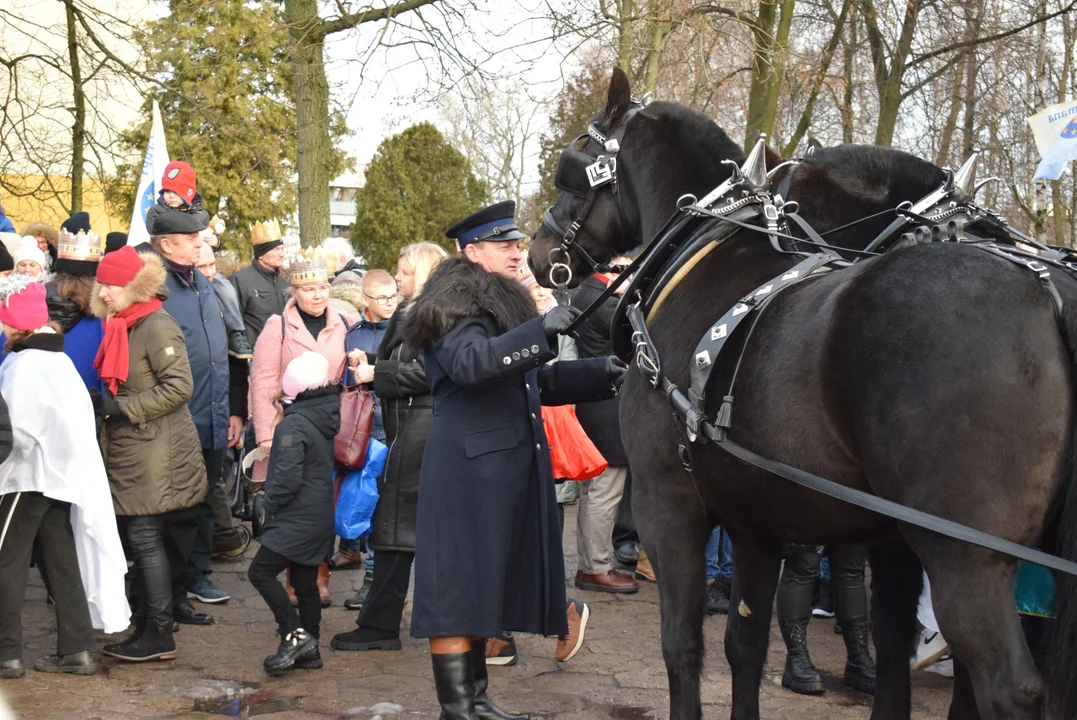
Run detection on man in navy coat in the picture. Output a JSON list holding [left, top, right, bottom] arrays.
[[403, 201, 626, 720]]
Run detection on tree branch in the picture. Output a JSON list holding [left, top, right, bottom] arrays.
[[316, 0, 442, 40]]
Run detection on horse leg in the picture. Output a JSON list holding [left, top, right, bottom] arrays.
[[924, 550, 1042, 720], [724, 535, 782, 720], [868, 540, 923, 720], [948, 656, 982, 720], [635, 481, 710, 720]]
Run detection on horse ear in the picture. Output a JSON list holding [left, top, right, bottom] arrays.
[[807, 136, 824, 152], [605, 67, 632, 129]]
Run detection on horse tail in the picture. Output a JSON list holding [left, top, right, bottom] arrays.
[[1041, 298, 1077, 718]]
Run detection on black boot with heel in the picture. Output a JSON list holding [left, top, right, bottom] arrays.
[[470, 640, 528, 720], [432, 652, 479, 720]]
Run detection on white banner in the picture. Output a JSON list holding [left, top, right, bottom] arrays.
[[127, 100, 170, 246]]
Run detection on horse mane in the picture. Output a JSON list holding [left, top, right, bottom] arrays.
[[637, 101, 747, 167]]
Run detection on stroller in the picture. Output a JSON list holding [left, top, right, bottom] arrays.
[[221, 419, 267, 538]]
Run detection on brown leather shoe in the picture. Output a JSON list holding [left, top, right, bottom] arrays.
[[556, 599, 590, 662], [330, 548, 365, 569], [635, 548, 656, 583], [574, 569, 639, 594]]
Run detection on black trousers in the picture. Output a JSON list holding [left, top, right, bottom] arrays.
[[248, 546, 321, 638], [187, 448, 226, 585], [122, 508, 198, 631], [777, 544, 869, 621], [356, 549, 414, 634], [0, 492, 94, 661]]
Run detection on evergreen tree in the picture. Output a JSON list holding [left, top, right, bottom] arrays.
[[112, 0, 347, 254], [352, 122, 487, 271]]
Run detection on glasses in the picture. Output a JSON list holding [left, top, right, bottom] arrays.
[[364, 292, 402, 306]]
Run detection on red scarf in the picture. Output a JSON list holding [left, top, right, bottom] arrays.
[[94, 298, 163, 395]]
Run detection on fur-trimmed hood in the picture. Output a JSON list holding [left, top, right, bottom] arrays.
[[403, 256, 537, 350], [90, 252, 168, 318], [329, 282, 365, 316]]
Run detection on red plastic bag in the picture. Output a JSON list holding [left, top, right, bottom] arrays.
[[543, 405, 608, 481]]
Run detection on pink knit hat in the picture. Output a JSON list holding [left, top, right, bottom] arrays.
[[0, 278, 48, 331], [282, 351, 330, 398]]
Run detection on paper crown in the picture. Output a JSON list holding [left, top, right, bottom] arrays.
[[250, 219, 282, 245], [57, 228, 105, 262], [0, 272, 35, 304], [287, 247, 330, 286]]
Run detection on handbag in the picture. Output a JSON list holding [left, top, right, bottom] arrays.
[[335, 384, 375, 469], [280, 311, 374, 469], [543, 405, 608, 481]]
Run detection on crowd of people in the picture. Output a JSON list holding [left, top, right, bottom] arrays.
[[0, 165, 956, 719]]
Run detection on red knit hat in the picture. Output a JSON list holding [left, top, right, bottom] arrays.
[[161, 161, 197, 204], [96, 246, 144, 287], [0, 281, 48, 331]]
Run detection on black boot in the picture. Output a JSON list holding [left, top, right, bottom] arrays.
[[779, 616, 825, 695], [295, 644, 323, 670], [33, 650, 97, 675], [106, 624, 176, 662], [841, 618, 876, 695], [264, 628, 317, 677], [104, 614, 146, 654], [470, 641, 528, 720], [431, 652, 480, 720]]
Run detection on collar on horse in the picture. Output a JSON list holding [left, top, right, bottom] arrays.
[[606, 138, 1077, 579]]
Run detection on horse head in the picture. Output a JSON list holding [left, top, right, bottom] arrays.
[[529, 68, 751, 287]]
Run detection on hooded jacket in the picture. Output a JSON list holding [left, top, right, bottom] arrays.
[[91, 254, 207, 516], [260, 384, 342, 566]]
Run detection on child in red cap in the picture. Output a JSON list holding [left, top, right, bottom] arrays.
[[144, 161, 208, 234]]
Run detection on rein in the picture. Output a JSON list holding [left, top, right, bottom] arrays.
[[613, 140, 1077, 578]]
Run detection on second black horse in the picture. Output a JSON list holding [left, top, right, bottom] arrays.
[[530, 68, 1077, 720]]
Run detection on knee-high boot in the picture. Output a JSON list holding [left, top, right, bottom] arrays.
[[470, 640, 528, 720], [431, 651, 480, 720]]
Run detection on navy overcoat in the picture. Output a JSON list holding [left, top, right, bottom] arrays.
[[406, 258, 614, 639]]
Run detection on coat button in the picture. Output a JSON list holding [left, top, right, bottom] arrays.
[[525, 383, 531, 391], [535, 443, 541, 450], [531, 413, 537, 420], [503, 356, 511, 365], [513, 352, 521, 361], [521, 349, 530, 358], [531, 345, 540, 354]]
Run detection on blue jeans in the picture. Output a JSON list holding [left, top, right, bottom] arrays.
[[705, 526, 733, 581]]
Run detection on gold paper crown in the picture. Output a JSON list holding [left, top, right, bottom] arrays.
[[57, 229, 105, 262], [287, 247, 329, 286], [250, 219, 282, 245]]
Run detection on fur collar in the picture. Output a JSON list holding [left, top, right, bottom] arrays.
[[90, 253, 168, 318], [330, 283, 365, 314], [403, 256, 537, 350]]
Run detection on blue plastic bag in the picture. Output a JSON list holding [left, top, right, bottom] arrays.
[[335, 438, 388, 540]]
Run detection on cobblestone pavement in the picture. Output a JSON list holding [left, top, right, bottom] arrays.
[[0, 507, 953, 719]]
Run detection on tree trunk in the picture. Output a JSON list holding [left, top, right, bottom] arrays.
[[640, 2, 673, 96], [873, 0, 921, 146], [959, 0, 984, 160], [1053, 13, 1076, 245], [285, 0, 332, 245], [616, 0, 635, 74], [783, 0, 849, 156], [841, 11, 856, 144], [744, 0, 779, 151], [1032, 0, 1049, 241], [65, 0, 84, 214], [935, 56, 965, 166]]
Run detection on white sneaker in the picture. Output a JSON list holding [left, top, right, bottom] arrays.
[[924, 654, 954, 678], [911, 628, 950, 671]]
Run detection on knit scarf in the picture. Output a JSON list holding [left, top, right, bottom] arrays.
[[94, 298, 163, 395]]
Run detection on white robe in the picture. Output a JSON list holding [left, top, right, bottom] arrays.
[[0, 347, 130, 633]]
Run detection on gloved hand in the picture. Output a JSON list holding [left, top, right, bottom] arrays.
[[101, 393, 125, 421], [541, 305, 582, 343], [605, 356, 628, 390]]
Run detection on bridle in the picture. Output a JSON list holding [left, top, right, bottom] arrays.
[[541, 102, 645, 289]]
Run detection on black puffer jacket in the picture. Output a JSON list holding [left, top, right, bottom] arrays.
[[45, 283, 85, 333], [260, 384, 342, 566], [369, 304, 431, 553]]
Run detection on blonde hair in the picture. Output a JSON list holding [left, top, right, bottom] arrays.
[[398, 242, 447, 297]]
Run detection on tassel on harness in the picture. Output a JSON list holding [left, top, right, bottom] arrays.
[[714, 395, 734, 441]]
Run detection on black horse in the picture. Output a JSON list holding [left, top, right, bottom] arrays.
[[530, 68, 1077, 720]]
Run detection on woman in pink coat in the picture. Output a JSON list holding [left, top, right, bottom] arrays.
[[250, 252, 351, 605]]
